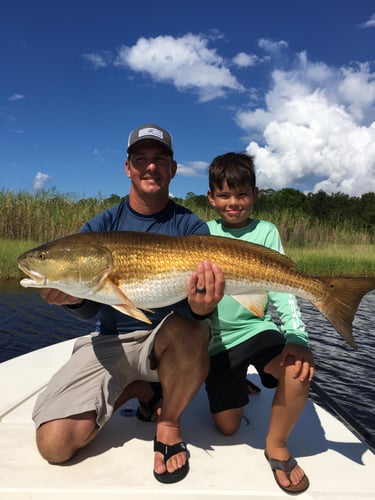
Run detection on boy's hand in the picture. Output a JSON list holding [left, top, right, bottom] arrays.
[[187, 259, 225, 316], [280, 344, 315, 382]]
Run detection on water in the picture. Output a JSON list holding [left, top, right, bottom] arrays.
[[298, 292, 375, 446], [0, 281, 95, 360], [0, 281, 374, 443]]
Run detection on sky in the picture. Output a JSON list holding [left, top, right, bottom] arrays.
[[1, 0, 375, 200]]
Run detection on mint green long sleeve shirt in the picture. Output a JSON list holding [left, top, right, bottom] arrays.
[[207, 219, 309, 356]]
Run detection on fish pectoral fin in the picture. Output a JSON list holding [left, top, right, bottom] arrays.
[[111, 304, 152, 324], [105, 277, 153, 324], [230, 292, 268, 318]]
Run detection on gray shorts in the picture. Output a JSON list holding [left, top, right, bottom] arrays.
[[32, 313, 172, 429]]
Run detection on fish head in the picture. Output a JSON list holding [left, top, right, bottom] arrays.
[[17, 234, 113, 294]]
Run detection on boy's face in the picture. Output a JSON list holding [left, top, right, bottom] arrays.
[[208, 181, 258, 228]]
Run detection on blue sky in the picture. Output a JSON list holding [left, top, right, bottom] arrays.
[[1, 0, 375, 199]]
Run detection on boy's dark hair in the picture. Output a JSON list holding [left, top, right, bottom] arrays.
[[208, 152, 256, 192]]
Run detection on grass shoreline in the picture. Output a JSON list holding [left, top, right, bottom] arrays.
[[1, 239, 374, 281]]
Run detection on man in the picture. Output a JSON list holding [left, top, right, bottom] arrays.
[[34, 124, 224, 484]]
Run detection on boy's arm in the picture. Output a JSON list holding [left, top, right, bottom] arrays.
[[263, 225, 309, 347], [271, 295, 315, 382], [268, 291, 309, 347]]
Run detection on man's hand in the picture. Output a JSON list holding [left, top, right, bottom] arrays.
[[187, 259, 225, 316], [40, 288, 84, 307], [280, 344, 315, 382]]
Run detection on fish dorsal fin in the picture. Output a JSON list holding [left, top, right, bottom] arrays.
[[105, 277, 153, 324], [230, 292, 268, 318]]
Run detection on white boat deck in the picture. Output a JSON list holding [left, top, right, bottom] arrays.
[[1, 337, 374, 499]]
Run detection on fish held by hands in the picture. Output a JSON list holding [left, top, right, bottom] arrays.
[[17, 231, 375, 348]]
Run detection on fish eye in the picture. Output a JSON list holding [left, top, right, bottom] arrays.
[[37, 251, 47, 260]]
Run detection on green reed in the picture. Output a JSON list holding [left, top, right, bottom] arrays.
[[1, 189, 373, 280], [286, 245, 375, 276], [1, 190, 373, 246], [0, 189, 117, 242], [0, 239, 38, 279]]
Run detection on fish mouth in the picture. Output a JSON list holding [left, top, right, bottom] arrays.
[[19, 267, 46, 285]]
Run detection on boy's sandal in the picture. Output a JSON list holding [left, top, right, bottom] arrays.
[[264, 450, 309, 494], [153, 438, 189, 484], [136, 382, 162, 422]]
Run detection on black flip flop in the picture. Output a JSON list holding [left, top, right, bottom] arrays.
[[136, 382, 162, 422], [153, 439, 189, 484]]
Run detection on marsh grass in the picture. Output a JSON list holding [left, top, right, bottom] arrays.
[[0, 190, 112, 241], [0, 239, 39, 279], [255, 209, 373, 246], [286, 245, 375, 276], [0, 190, 373, 280]]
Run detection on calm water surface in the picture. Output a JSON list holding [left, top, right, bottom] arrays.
[[0, 281, 374, 442]]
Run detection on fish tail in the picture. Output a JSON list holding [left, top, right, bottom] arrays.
[[313, 277, 375, 348]]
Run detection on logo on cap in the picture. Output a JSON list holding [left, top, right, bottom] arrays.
[[138, 127, 164, 140]]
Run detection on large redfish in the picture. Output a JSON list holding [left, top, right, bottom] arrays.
[[17, 231, 375, 347]]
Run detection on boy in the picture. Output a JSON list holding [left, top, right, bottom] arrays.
[[205, 152, 314, 494]]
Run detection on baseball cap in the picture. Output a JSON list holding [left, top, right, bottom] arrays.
[[127, 123, 174, 155]]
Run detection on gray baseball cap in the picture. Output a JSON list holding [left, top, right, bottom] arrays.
[[127, 123, 174, 155]]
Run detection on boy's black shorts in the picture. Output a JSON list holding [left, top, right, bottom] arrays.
[[205, 330, 285, 414]]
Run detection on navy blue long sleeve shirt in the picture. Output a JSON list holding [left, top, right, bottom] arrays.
[[66, 198, 209, 334]]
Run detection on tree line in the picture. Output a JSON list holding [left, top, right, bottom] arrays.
[[176, 188, 374, 234]]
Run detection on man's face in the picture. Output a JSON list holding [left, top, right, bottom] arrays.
[[126, 141, 177, 196]]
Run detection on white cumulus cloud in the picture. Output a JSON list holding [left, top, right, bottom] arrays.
[[236, 52, 375, 196], [358, 13, 375, 28], [82, 32, 375, 195], [232, 52, 259, 68], [9, 93, 24, 101], [258, 38, 289, 54], [177, 161, 209, 177], [113, 34, 244, 102], [82, 51, 113, 69], [33, 172, 51, 190]]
